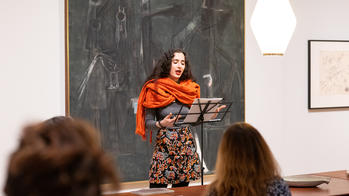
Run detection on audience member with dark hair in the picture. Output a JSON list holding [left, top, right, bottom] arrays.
[[207, 122, 291, 196], [4, 116, 119, 196]]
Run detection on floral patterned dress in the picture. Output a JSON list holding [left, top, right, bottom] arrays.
[[145, 102, 201, 184]]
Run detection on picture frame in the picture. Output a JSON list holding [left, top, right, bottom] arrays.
[[308, 40, 349, 109], [65, 0, 245, 181]]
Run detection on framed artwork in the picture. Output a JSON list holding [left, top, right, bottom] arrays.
[[65, 0, 244, 181], [309, 40, 349, 109]]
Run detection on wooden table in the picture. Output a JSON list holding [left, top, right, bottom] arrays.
[[113, 185, 207, 196], [290, 170, 349, 196], [110, 170, 349, 196]]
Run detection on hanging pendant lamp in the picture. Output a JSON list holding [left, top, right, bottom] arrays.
[[250, 0, 297, 56]]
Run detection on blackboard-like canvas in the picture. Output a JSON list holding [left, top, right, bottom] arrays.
[[66, 0, 244, 182]]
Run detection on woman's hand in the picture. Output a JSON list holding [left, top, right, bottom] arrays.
[[158, 113, 180, 128], [210, 105, 226, 119]]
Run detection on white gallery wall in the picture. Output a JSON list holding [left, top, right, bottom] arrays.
[[1, 0, 349, 193], [0, 0, 65, 192], [246, 0, 349, 176]]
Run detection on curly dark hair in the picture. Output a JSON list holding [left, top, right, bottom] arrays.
[[4, 116, 119, 196], [145, 48, 196, 83]]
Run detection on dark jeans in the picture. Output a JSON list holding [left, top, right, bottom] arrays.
[[149, 181, 189, 188]]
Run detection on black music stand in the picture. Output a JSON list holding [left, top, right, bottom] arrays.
[[174, 98, 232, 185]]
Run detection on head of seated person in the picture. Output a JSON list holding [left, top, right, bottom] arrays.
[[208, 122, 288, 196], [4, 116, 119, 196]]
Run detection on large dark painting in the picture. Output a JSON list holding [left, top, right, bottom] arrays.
[[66, 0, 244, 182]]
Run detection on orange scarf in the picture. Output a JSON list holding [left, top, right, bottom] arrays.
[[135, 78, 200, 142]]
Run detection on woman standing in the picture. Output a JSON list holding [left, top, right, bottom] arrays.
[[135, 49, 202, 188], [207, 122, 291, 196]]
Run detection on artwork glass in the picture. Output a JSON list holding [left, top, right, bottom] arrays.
[[309, 40, 349, 109]]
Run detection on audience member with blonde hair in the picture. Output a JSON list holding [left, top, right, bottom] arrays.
[[207, 122, 291, 196], [4, 116, 119, 196]]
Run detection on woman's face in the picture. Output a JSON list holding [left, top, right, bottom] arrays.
[[169, 52, 186, 82]]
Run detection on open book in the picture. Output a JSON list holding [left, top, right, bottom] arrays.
[[182, 98, 223, 123]]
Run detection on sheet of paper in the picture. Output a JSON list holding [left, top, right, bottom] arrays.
[[130, 188, 174, 195], [183, 98, 223, 123]]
